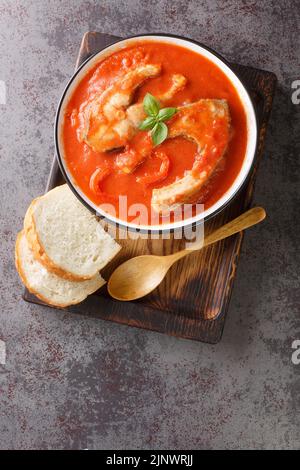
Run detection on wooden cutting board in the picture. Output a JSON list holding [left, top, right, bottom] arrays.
[[23, 32, 277, 343]]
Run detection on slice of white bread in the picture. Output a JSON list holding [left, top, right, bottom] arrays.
[[15, 231, 106, 308], [24, 184, 121, 281]]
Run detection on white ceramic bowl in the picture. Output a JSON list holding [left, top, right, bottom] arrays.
[[55, 34, 257, 233]]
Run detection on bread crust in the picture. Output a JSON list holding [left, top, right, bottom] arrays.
[[23, 196, 92, 282], [15, 231, 105, 308], [15, 231, 71, 308]]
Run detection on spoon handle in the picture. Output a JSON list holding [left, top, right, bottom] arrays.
[[169, 207, 266, 263], [203, 206, 266, 248]]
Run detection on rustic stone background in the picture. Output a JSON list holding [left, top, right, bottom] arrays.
[[0, 0, 299, 449]]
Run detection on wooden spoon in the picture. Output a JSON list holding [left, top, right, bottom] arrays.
[[108, 207, 266, 301]]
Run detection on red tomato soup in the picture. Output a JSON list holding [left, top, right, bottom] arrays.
[[62, 42, 247, 225]]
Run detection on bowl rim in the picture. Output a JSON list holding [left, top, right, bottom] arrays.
[[55, 33, 258, 234]]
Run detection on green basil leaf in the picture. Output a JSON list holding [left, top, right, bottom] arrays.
[[143, 93, 160, 117], [151, 122, 168, 146], [157, 107, 177, 122], [139, 116, 156, 131]]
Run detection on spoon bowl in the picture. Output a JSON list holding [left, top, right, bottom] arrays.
[[107, 255, 170, 301]]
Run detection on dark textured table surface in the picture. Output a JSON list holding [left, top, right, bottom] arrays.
[[0, 0, 299, 450]]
